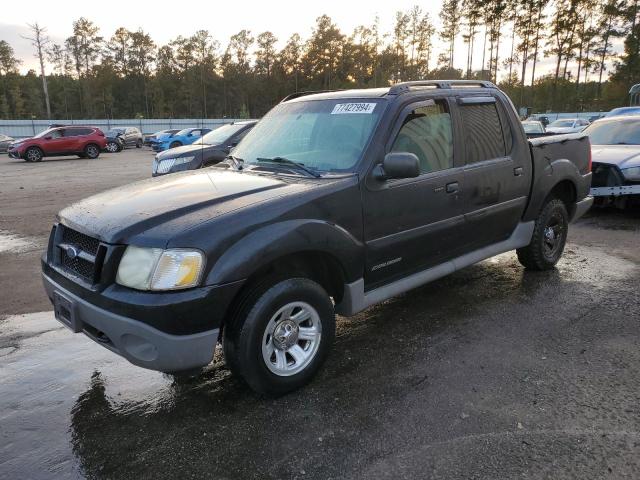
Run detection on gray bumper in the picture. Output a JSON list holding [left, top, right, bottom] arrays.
[[43, 274, 218, 373], [570, 196, 593, 222], [590, 185, 640, 197]]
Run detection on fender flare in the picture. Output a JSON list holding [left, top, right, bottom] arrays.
[[205, 219, 364, 285], [522, 158, 581, 222]]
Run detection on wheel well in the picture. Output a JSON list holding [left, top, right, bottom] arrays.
[[248, 251, 345, 302], [547, 180, 576, 213], [222, 251, 347, 329]]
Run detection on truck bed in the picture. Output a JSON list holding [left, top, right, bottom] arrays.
[[523, 133, 592, 222]]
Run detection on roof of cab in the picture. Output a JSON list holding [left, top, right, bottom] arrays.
[[282, 80, 498, 103]]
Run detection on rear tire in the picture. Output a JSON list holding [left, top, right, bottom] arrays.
[[169, 141, 182, 149], [136, 139, 143, 148], [223, 277, 335, 396], [517, 198, 569, 270], [25, 147, 43, 162], [84, 143, 100, 159]]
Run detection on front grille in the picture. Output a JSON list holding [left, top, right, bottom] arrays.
[[61, 251, 95, 279], [592, 162, 624, 188], [53, 225, 104, 283], [62, 226, 100, 255]]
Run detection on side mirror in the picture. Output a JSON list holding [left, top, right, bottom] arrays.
[[44, 135, 52, 140], [374, 152, 420, 180]]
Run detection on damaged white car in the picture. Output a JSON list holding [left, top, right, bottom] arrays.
[[586, 116, 640, 208]]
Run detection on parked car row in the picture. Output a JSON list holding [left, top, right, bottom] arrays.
[[1, 122, 256, 165]]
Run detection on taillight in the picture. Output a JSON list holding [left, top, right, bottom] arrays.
[[96, 129, 105, 137], [587, 147, 592, 173]]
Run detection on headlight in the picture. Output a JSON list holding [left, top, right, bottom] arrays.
[[153, 156, 195, 175], [116, 246, 204, 291], [622, 166, 640, 181]]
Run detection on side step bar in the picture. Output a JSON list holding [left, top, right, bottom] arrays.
[[335, 222, 534, 316]]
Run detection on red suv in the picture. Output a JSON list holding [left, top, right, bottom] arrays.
[[8, 126, 107, 162]]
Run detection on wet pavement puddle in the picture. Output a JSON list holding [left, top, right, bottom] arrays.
[[0, 312, 176, 478], [0, 231, 41, 254]]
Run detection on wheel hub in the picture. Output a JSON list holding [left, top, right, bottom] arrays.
[[544, 226, 556, 243], [261, 301, 322, 377], [272, 320, 299, 350]]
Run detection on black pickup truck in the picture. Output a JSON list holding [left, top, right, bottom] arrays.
[[42, 81, 593, 395]]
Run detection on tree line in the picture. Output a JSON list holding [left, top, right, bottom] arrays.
[[0, 0, 638, 120]]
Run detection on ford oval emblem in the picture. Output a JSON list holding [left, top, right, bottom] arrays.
[[65, 245, 80, 260]]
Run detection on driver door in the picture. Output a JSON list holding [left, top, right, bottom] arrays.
[[42, 129, 70, 154], [362, 98, 468, 289]]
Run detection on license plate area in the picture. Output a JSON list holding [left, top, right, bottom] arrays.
[[53, 291, 82, 333]]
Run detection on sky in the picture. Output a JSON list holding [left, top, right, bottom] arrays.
[[0, 0, 612, 82]]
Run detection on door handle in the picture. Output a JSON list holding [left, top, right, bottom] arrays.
[[514, 167, 524, 176], [445, 182, 459, 194]]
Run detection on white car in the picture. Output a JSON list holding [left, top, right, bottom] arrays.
[[546, 118, 590, 134], [586, 116, 640, 203]]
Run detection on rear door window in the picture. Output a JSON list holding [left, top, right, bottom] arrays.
[[460, 102, 507, 164], [66, 128, 92, 136]]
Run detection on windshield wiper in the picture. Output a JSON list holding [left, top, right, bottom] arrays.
[[225, 155, 244, 170], [255, 157, 321, 178]]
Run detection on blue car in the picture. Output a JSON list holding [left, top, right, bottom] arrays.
[[151, 127, 211, 152]]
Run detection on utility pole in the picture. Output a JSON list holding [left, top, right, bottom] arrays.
[[23, 23, 52, 119]]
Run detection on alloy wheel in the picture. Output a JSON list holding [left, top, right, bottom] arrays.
[[261, 301, 322, 376]]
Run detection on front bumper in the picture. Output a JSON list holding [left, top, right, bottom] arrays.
[[43, 273, 219, 372], [8, 149, 22, 159], [590, 185, 640, 197]]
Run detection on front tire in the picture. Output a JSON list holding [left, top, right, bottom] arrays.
[[84, 143, 100, 159], [169, 141, 182, 149], [136, 139, 143, 148], [106, 141, 120, 153], [223, 277, 335, 396], [517, 198, 569, 270], [25, 147, 43, 162]]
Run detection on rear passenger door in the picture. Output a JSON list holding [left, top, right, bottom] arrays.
[[363, 97, 468, 288], [458, 96, 531, 249], [61, 128, 85, 152]]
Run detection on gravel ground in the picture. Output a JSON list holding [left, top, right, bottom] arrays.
[[1, 150, 639, 479]]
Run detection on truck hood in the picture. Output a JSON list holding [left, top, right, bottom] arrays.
[[58, 169, 313, 245], [591, 145, 640, 169]]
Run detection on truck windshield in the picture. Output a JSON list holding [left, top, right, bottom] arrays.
[[233, 99, 385, 173], [584, 119, 640, 145]]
